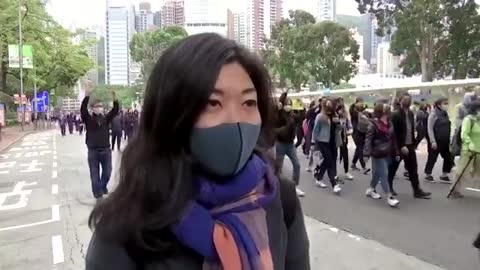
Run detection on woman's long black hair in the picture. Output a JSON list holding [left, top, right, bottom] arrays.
[[89, 33, 274, 257]]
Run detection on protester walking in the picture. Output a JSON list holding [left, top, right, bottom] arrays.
[[415, 103, 429, 148], [350, 98, 370, 174], [86, 33, 309, 270], [81, 87, 119, 200], [111, 111, 123, 151], [448, 99, 480, 198], [58, 113, 67, 136], [337, 103, 354, 180], [424, 97, 453, 183], [67, 112, 75, 134], [275, 95, 303, 196], [313, 98, 342, 194], [388, 93, 431, 199], [364, 103, 400, 207]]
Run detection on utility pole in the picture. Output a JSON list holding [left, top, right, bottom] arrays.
[[18, 0, 25, 131]]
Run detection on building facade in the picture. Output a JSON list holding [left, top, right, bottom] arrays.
[[227, 9, 235, 40], [105, 0, 133, 85], [135, 2, 154, 32], [233, 12, 247, 46], [153, 10, 162, 27], [376, 42, 402, 76], [317, 0, 336, 22], [84, 29, 99, 85], [184, 0, 227, 36], [244, 0, 283, 52], [161, 0, 184, 27]]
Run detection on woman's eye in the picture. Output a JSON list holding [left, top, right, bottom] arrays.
[[243, 100, 257, 107], [207, 100, 221, 108]]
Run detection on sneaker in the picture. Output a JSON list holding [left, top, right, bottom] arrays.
[[414, 189, 431, 199], [345, 173, 354, 180], [296, 187, 305, 197], [365, 188, 382, 199], [315, 180, 328, 188], [306, 167, 312, 172], [351, 164, 360, 171], [424, 175, 436, 183], [439, 176, 451, 184], [335, 176, 345, 184], [103, 187, 109, 195], [363, 168, 371, 175], [387, 196, 400, 207], [333, 185, 342, 194]]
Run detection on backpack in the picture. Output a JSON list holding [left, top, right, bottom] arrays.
[[278, 176, 297, 228], [356, 112, 370, 134]]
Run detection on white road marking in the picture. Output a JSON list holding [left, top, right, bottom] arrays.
[[51, 184, 58, 195], [466, 187, 480, 192], [52, 161, 57, 168], [51, 235, 65, 264], [52, 171, 57, 179], [51, 204, 60, 221], [53, 155, 57, 160], [0, 181, 38, 211], [53, 151, 57, 155]]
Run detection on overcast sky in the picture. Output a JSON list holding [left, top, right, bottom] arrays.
[[46, 0, 361, 29]]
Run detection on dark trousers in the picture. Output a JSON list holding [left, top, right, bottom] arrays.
[[415, 128, 426, 148], [68, 124, 74, 134], [111, 132, 122, 151], [316, 142, 338, 187], [295, 125, 304, 148], [87, 148, 112, 198], [339, 143, 349, 173], [424, 140, 453, 175], [60, 125, 66, 136], [388, 144, 421, 193], [78, 126, 84, 135], [352, 131, 366, 168]]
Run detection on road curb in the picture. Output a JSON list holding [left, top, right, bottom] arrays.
[[0, 129, 46, 153]]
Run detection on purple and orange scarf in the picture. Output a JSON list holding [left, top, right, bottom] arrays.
[[171, 154, 277, 270]]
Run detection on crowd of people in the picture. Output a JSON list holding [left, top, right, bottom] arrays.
[[275, 91, 480, 207]]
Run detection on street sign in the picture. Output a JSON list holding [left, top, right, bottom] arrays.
[[8, 45, 33, 69], [32, 91, 49, 113]]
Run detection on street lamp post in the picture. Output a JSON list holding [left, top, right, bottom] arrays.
[[18, 0, 25, 131]]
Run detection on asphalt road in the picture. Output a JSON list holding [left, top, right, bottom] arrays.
[[292, 144, 480, 270]]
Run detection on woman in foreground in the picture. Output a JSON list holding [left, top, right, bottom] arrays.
[[85, 33, 310, 270]]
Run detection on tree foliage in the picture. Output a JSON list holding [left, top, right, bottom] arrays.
[[264, 10, 359, 91], [0, 0, 93, 100], [130, 26, 188, 80], [356, 0, 480, 81]]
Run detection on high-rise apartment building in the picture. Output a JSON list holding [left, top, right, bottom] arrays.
[[245, 0, 283, 52], [184, 0, 227, 36], [84, 29, 99, 85], [153, 10, 162, 27], [161, 0, 184, 27], [227, 9, 235, 40], [105, 0, 134, 85], [376, 42, 401, 75], [317, 0, 336, 22], [233, 12, 247, 46], [135, 2, 154, 32]]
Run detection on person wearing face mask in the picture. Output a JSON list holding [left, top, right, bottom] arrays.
[[313, 98, 342, 194], [424, 97, 453, 183], [275, 96, 304, 197], [349, 98, 370, 174], [85, 34, 309, 270], [387, 93, 431, 199], [336, 103, 354, 180], [80, 86, 119, 200]]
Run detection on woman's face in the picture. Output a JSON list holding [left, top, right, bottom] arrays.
[[195, 62, 261, 128]]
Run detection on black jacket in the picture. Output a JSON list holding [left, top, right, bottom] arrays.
[[275, 110, 296, 143], [81, 96, 119, 149], [391, 109, 416, 148], [474, 232, 480, 249], [364, 118, 398, 158], [85, 179, 310, 270]]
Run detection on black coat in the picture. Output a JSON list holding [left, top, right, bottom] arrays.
[[391, 109, 416, 148], [85, 179, 310, 270]]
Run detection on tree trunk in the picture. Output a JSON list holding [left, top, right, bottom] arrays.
[[0, 59, 6, 94], [420, 45, 428, 82]]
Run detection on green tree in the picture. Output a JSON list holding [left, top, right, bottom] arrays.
[[0, 0, 92, 98], [263, 10, 316, 91], [300, 21, 359, 88], [130, 26, 188, 80], [357, 0, 480, 81]]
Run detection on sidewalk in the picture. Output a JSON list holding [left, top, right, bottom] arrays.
[[306, 216, 446, 270], [0, 124, 41, 152]]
